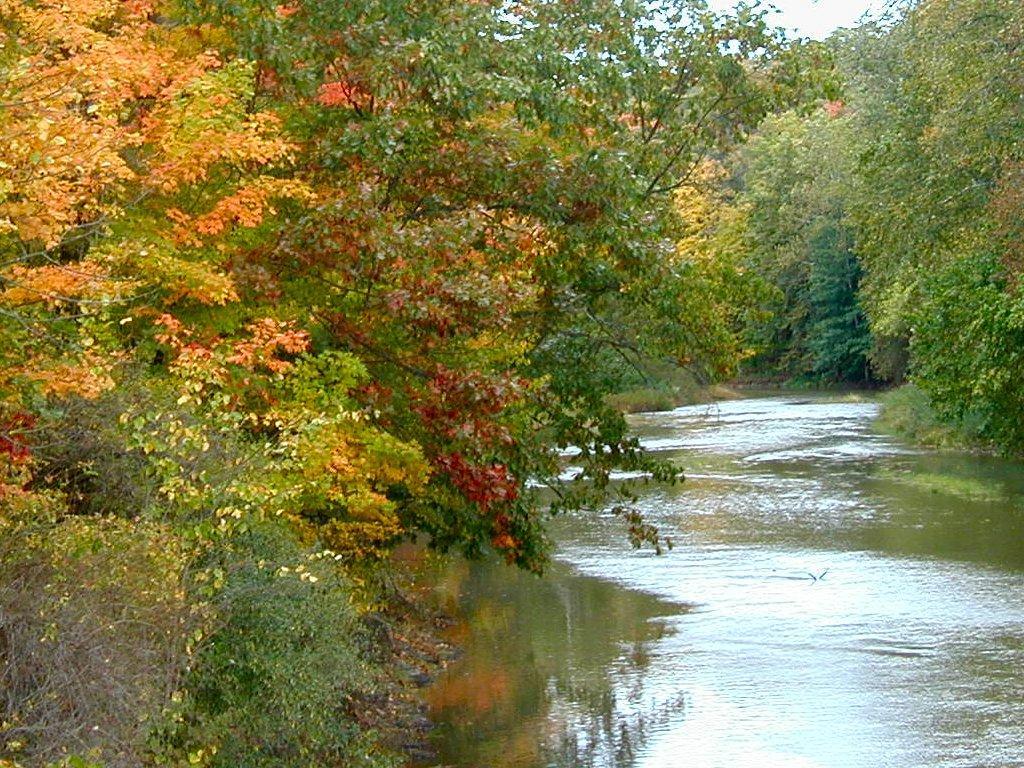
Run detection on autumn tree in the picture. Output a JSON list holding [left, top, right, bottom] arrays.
[[168, 0, 833, 564], [1, 0, 833, 761]]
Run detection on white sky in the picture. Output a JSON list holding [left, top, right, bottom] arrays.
[[708, 1, 887, 40]]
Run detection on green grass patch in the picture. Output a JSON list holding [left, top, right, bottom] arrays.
[[876, 384, 985, 450], [607, 386, 682, 413], [878, 469, 1004, 502]]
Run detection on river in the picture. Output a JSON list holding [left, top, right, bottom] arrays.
[[420, 395, 1024, 768]]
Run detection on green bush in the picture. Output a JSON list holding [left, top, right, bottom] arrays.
[[606, 364, 705, 413], [876, 384, 985, 449], [910, 253, 1024, 453], [150, 523, 397, 768], [606, 386, 680, 414]]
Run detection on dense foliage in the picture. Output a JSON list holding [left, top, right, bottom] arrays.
[[845, 0, 1024, 447], [7, 0, 1021, 761], [0, 0, 826, 763], [727, 108, 871, 383], [698, 0, 1024, 453]]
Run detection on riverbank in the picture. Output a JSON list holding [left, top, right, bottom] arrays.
[[608, 382, 745, 414], [0, 519, 460, 768], [346, 553, 465, 766], [608, 376, 881, 415], [873, 383, 995, 453]]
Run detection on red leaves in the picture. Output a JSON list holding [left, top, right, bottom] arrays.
[[436, 453, 518, 511], [413, 366, 523, 445], [0, 413, 36, 464], [427, 366, 523, 417], [491, 514, 523, 563], [415, 367, 524, 531]]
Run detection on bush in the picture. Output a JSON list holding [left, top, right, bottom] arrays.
[[910, 252, 1024, 452], [150, 523, 397, 768], [0, 517, 196, 767], [1, 514, 400, 768], [606, 386, 680, 414], [876, 384, 985, 449], [606, 365, 705, 413]]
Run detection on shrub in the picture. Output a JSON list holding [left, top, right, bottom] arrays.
[[876, 384, 985, 449], [0, 517, 196, 767], [150, 523, 397, 768]]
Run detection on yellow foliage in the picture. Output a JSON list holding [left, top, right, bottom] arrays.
[[296, 419, 429, 514], [142, 63, 296, 194], [226, 318, 310, 372], [319, 519, 405, 561], [0, 2, 295, 248], [674, 160, 737, 265]]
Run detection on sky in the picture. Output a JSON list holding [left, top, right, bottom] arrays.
[[707, 0, 887, 40]]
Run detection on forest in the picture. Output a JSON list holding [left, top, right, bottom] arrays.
[[1, 0, 1021, 765]]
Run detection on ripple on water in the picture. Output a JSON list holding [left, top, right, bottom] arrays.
[[426, 395, 1024, 768]]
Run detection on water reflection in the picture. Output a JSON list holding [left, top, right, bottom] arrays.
[[421, 396, 1024, 768], [424, 560, 686, 767]]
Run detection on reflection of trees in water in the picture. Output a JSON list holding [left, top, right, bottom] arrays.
[[540, 682, 687, 768], [423, 558, 687, 767]]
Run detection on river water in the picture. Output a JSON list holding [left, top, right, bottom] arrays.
[[421, 395, 1024, 768]]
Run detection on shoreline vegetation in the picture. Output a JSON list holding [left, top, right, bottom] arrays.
[[608, 371, 881, 416], [2, 0, 832, 763], [605, 367, 746, 414], [875, 385, 992, 454], [0, 525, 461, 768], [608, 382, 743, 414]]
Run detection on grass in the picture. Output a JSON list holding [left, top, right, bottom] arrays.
[[877, 469, 1004, 502], [875, 384, 985, 450], [605, 361, 747, 414], [606, 385, 682, 413]]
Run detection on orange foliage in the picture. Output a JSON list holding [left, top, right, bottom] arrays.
[[227, 318, 311, 373], [0, 0, 220, 245], [144, 107, 295, 194], [317, 80, 373, 109], [168, 178, 315, 247], [824, 99, 846, 118], [0, 262, 107, 308], [25, 352, 116, 399], [315, 60, 374, 110], [0, 0, 297, 248]]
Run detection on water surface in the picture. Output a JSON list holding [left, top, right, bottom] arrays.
[[423, 396, 1024, 768]]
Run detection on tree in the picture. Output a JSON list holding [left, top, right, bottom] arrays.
[[844, 0, 1024, 445], [0, 0, 841, 761], [0, 0, 836, 566], [727, 106, 872, 383]]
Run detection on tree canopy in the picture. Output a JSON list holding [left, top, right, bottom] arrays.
[[0, 2, 829, 762]]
